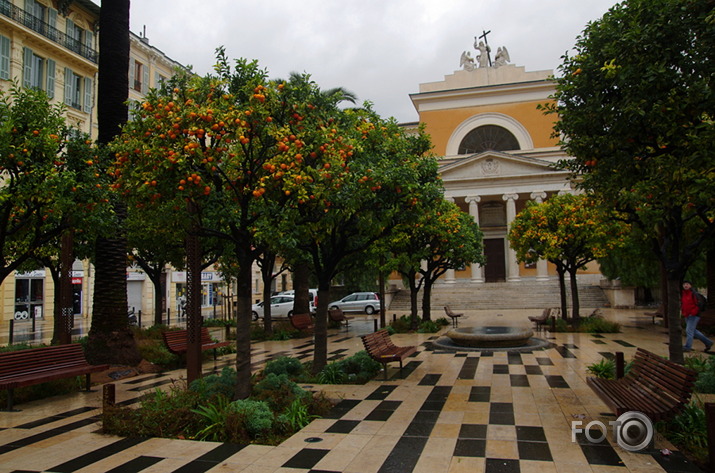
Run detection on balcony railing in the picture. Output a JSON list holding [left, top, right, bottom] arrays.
[[0, 0, 97, 63]]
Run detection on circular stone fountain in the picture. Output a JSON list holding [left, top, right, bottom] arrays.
[[432, 325, 552, 352]]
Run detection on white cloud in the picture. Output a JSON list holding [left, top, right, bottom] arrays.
[[125, 0, 620, 122]]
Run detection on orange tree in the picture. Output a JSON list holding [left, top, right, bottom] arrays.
[[263, 104, 442, 372], [110, 50, 375, 394], [508, 193, 628, 319], [545, 0, 715, 360], [387, 198, 484, 325], [0, 86, 104, 284]]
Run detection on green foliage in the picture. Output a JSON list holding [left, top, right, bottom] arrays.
[[277, 398, 317, 432], [434, 317, 450, 326], [417, 320, 441, 333], [136, 341, 179, 368], [189, 367, 237, 401], [264, 356, 306, 378], [658, 400, 708, 465], [317, 362, 346, 384], [191, 395, 232, 441], [203, 318, 236, 327], [227, 399, 273, 437], [389, 315, 413, 333], [252, 373, 308, 412], [577, 317, 621, 334], [693, 356, 715, 394], [0, 342, 38, 353], [586, 358, 615, 379]]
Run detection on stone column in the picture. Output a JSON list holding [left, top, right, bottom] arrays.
[[465, 196, 484, 283], [503, 193, 521, 281], [530, 191, 550, 281], [443, 196, 456, 284]]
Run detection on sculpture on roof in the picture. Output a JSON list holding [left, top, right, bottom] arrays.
[[494, 46, 510, 67], [460, 29, 511, 70]]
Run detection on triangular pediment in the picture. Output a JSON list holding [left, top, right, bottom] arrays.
[[439, 151, 559, 181]]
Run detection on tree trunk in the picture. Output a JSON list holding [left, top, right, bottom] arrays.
[[292, 261, 311, 315], [313, 281, 331, 373], [421, 279, 433, 322], [556, 265, 568, 319], [666, 274, 684, 364], [234, 246, 253, 399], [407, 271, 419, 329], [261, 258, 274, 336], [569, 269, 580, 321], [87, 0, 140, 366]]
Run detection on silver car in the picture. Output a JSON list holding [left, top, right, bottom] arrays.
[[328, 292, 380, 315], [252, 295, 298, 320]]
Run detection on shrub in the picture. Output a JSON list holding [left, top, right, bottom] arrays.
[[264, 356, 305, 378], [189, 367, 237, 401], [658, 400, 708, 466], [694, 357, 715, 394], [317, 363, 346, 384], [277, 398, 317, 432], [389, 315, 413, 333], [434, 317, 450, 326], [417, 320, 440, 333], [228, 399, 273, 437], [578, 317, 621, 333], [136, 339, 180, 368], [252, 373, 308, 412], [586, 358, 615, 379]]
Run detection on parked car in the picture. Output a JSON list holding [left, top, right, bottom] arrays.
[[252, 294, 304, 320], [277, 288, 318, 312], [328, 292, 380, 315]]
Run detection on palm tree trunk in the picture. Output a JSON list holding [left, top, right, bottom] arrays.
[[86, 0, 140, 365]]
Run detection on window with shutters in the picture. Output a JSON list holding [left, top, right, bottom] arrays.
[[0, 35, 11, 81], [63, 68, 92, 112], [130, 59, 148, 93], [22, 47, 55, 97]]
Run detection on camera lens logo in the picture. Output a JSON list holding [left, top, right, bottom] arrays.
[[614, 411, 653, 452]]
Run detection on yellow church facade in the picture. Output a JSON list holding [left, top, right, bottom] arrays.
[[403, 60, 603, 285]]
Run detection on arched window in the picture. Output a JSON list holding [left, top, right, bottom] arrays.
[[458, 125, 520, 154]]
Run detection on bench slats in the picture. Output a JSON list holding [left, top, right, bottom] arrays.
[[586, 348, 696, 422], [361, 330, 417, 380], [0, 344, 109, 411], [289, 313, 314, 332], [162, 327, 230, 358]]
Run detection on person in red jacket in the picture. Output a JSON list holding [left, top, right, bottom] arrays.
[[681, 281, 713, 353]]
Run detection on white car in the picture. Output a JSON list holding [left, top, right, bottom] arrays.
[[329, 292, 380, 315], [252, 295, 299, 320], [277, 288, 318, 312]]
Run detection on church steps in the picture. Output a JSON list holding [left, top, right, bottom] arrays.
[[387, 280, 609, 312]]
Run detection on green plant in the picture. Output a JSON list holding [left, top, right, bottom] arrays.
[[278, 398, 317, 432], [577, 317, 621, 333], [658, 399, 708, 465], [271, 329, 294, 341], [417, 320, 440, 333], [228, 399, 273, 437], [586, 358, 615, 379], [434, 317, 450, 326], [264, 357, 305, 378], [191, 395, 232, 441], [253, 373, 308, 412], [694, 357, 715, 394], [189, 367, 237, 401], [317, 363, 347, 384], [136, 340, 180, 368]]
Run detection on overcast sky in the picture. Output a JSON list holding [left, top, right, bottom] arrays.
[[123, 0, 621, 123]]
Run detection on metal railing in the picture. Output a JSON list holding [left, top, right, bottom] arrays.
[[0, 0, 97, 63]]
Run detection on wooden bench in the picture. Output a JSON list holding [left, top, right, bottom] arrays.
[[528, 307, 553, 330], [444, 305, 464, 327], [361, 329, 417, 380], [329, 307, 354, 327], [289, 313, 314, 332], [0, 344, 109, 411], [162, 327, 230, 360], [586, 348, 697, 422]]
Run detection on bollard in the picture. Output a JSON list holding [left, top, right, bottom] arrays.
[[8, 319, 13, 345], [167, 309, 170, 326], [374, 319, 378, 332], [138, 310, 142, 327], [706, 403, 715, 472], [615, 352, 625, 379], [392, 313, 396, 323], [103, 383, 116, 410]]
